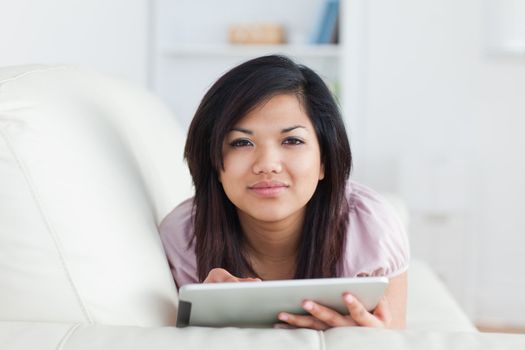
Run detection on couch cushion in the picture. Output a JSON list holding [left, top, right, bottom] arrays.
[[2, 321, 525, 350], [0, 321, 320, 350], [407, 261, 476, 332], [0, 65, 192, 326], [324, 327, 525, 350]]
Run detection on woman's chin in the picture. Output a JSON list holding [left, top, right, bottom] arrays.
[[242, 207, 301, 224]]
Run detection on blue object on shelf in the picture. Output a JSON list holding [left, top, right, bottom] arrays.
[[312, 0, 340, 44]]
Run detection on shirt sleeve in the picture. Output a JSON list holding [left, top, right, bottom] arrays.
[[340, 181, 410, 278], [158, 198, 199, 289]]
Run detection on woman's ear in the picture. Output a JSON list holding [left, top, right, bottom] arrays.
[[319, 163, 325, 180]]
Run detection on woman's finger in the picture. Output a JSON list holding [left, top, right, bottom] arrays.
[[301, 300, 357, 327], [203, 268, 237, 283], [203, 268, 261, 283], [278, 312, 329, 330], [372, 297, 392, 325], [343, 293, 384, 328], [238, 277, 262, 282]]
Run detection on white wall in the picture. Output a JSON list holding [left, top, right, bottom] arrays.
[[351, 0, 525, 326], [0, 0, 149, 85]]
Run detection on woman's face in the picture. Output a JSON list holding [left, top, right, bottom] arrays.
[[220, 94, 324, 224]]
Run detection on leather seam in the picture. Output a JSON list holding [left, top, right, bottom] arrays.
[[0, 65, 71, 86], [318, 330, 327, 350], [56, 323, 82, 350]]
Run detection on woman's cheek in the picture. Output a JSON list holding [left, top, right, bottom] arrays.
[[288, 151, 322, 175], [221, 153, 251, 185]]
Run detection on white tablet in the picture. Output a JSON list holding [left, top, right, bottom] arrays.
[[176, 276, 388, 327]]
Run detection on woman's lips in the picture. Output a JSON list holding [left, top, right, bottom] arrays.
[[248, 181, 289, 197]]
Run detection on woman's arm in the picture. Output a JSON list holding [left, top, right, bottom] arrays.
[[383, 271, 407, 329], [278, 271, 408, 330]]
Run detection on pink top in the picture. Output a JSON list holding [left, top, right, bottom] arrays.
[[159, 181, 410, 288]]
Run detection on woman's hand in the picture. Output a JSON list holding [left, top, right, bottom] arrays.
[[277, 272, 407, 330], [203, 268, 261, 283], [277, 293, 392, 330]]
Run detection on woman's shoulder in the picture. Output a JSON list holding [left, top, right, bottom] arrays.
[[345, 180, 403, 225], [341, 180, 410, 278], [158, 197, 198, 287], [346, 180, 382, 205], [160, 196, 194, 224], [159, 197, 195, 241]]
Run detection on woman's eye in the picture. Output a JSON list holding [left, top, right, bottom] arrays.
[[282, 137, 304, 146], [230, 139, 253, 147]]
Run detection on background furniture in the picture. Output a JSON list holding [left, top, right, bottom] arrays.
[[1, 65, 524, 349], [152, 0, 348, 129]]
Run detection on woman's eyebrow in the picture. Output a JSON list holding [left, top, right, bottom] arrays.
[[230, 125, 307, 134], [230, 127, 253, 135], [281, 125, 307, 133]]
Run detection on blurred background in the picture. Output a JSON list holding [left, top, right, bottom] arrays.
[[1, 0, 524, 333]]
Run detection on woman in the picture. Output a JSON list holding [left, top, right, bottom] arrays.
[[160, 55, 409, 329]]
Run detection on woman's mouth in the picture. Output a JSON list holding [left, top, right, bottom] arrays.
[[248, 181, 289, 197]]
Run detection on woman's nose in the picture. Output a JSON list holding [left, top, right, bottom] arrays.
[[252, 146, 283, 174]]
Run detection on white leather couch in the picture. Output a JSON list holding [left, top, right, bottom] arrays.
[[1, 65, 523, 349]]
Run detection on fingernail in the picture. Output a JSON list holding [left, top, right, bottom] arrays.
[[344, 294, 354, 304], [278, 313, 289, 321], [303, 301, 314, 311]]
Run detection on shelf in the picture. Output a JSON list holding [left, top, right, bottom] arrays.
[[161, 43, 341, 59]]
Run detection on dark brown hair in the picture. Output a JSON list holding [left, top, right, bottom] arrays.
[[184, 55, 352, 281]]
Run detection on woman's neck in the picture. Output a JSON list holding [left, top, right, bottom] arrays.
[[237, 209, 304, 280]]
